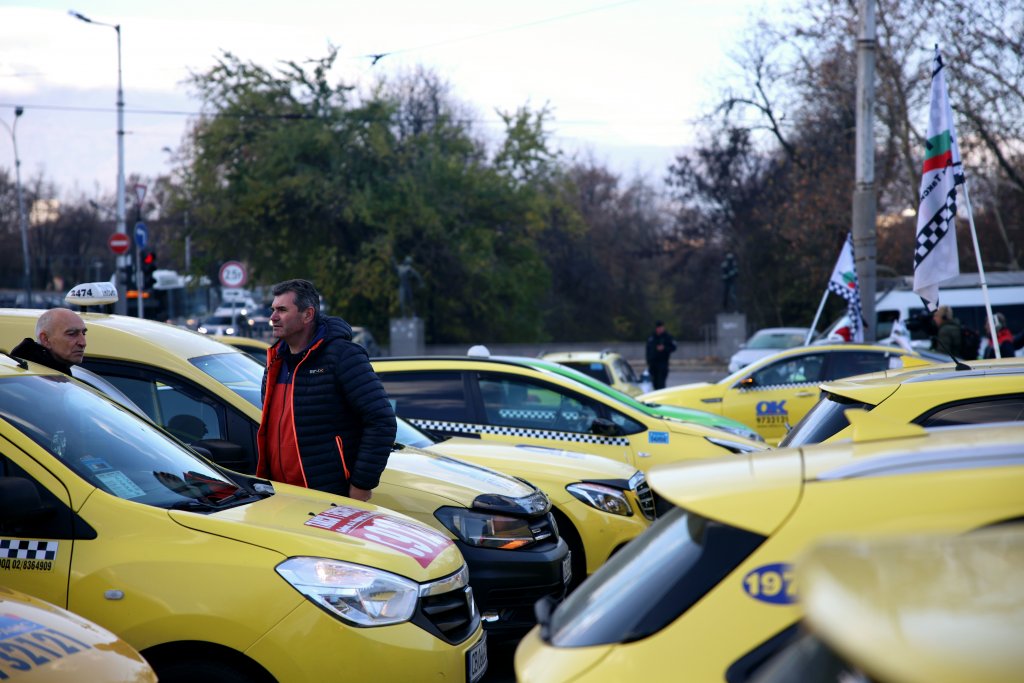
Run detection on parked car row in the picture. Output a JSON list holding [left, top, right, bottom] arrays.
[[2, 283, 1023, 682]]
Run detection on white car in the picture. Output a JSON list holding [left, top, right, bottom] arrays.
[[728, 326, 809, 373]]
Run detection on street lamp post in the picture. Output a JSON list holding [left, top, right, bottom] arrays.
[[0, 107, 32, 308], [69, 9, 127, 315]]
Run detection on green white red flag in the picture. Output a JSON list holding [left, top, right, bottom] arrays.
[[913, 46, 964, 311]]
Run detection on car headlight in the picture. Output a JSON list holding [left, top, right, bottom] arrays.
[[276, 557, 418, 627], [434, 506, 537, 550], [566, 482, 633, 516]]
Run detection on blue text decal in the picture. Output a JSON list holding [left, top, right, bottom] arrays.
[[648, 431, 669, 444], [742, 563, 797, 604]]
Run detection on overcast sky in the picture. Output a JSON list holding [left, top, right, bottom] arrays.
[[0, 0, 776, 199]]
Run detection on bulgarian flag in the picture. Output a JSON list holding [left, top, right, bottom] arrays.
[[913, 46, 964, 311], [827, 233, 865, 342]]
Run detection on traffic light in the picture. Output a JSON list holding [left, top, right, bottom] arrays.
[[141, 250, 157, 290]]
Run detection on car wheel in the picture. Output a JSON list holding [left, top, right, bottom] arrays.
[[552, 508, 587, 592]]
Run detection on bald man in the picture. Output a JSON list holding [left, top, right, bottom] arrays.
[[11, 308, 88, 375]]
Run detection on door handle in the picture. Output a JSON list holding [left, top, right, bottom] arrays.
[[795, 391, 815, 398]]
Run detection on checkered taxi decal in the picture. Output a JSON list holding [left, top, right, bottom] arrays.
[[409, 418, 631, 446], [0, 539, 58, 572]]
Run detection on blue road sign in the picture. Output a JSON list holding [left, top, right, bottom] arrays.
[[134, 221, 148, 249]]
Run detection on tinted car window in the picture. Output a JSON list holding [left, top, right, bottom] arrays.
[[612, 358, 640, 384], [562, 361, 611, 385], [380, 371, 472, 422], [778, 394, 872, 447], [750, 354, 825, 387], [547, 507, 764, 647], [823, 351, 895, 380], [478, 372, 643, 435], [81, 361, 228, 443], [917, 396, 1024, 428]]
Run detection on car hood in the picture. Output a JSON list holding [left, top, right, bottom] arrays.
[[385, 444, 539, 503], [646, 446, 803, 536], [168, 484, 465, 577], [426, 438, 639, 484]]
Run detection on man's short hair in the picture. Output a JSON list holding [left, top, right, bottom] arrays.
[[271, 279, 321, 318]]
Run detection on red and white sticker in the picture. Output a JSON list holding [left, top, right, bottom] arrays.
[[306, 505, 453, 568]]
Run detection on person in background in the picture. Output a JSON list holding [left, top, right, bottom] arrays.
[[645, 320, 677, 390], [930, 305, 961, 358], [11, 308, 87, 375], [984, 312, 1016, 359], [257, 278, 396, 502]]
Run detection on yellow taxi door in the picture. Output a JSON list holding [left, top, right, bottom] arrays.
[[721, 351, 828, 444], [0, 437, 75, 608]]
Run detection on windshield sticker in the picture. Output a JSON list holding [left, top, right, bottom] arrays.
[[78, 456, 113, 474], [648, 431, 669, 444], [742, 563, 797, 605], [306, 505, 453, 568], [0, 614, 94, 675], [0, 540, 58, 572], [756, 401, 789, 427], [95, 471, 146, 499]]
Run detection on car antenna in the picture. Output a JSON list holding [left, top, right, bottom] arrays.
[[935, 336, 971, 372]]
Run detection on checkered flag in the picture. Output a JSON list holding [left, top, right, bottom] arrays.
[[913, 46, 964, 311], [827, 234, 865, 343]]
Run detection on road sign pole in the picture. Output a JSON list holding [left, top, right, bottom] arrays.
[[135, 243, 143, 318]]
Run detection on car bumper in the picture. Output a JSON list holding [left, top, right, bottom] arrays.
[[457, 537, 570, 639]]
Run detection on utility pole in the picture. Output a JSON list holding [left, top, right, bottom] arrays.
[[852, 0, 878, 339]]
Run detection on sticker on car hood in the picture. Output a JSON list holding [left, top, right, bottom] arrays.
[[306, 505, 453, 568]]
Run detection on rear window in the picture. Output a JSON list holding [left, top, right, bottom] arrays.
[[562, 361, 611, 385], [917, 395, 1024, 428], [379, 371, 472, 422], [547, 507, 764, 647], [779, 393, 872, 447]]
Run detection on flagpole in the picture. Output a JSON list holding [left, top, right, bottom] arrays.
[[960, 183, 1001, 358], [805, 289, 830, 345]]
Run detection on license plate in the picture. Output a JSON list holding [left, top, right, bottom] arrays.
[[562, 550, 572, 585], [467, 630, 488, 683]]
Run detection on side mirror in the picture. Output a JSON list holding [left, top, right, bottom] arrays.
[[192, 439, 250, 473], [591, 417, 624, 437]]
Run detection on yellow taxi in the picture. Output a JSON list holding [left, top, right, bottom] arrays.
[[0, 295, 569, 639], [514, 416, 1024, 683], [0, 357, 486, 682], [639, 343, 929, 444], [780, 357, 1024, 447], [754, 527, 1024, 683], [372, 356, 767, 477], [540, 350, 644, 396], [397, 417, 654, 585], [0, 585, 157, 681]]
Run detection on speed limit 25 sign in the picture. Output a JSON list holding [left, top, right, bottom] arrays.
[[219, 261, 247, 288]]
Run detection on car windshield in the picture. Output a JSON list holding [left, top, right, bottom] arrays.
[[545, 507, 764, 647], [778, 393, 872, 447], [189, 352, 264, 408], [748, 332, 806, 350], [0, 374, 247, 509], [561, 361, 611, 385]]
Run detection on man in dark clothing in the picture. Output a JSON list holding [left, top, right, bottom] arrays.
[[645, 320, 677, 391], [256, 279, 396, 502], [11, 308, 88, 375], [930, 305, 962, 358]]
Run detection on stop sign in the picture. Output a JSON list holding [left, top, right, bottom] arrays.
[[108, 233, 130, 255]]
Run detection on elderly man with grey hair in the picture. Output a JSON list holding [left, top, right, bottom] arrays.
[[11, 308, 88, 375]]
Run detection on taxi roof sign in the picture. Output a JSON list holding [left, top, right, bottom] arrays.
[[66, 282, 119, 307]]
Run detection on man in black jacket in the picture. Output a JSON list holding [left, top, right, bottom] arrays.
[[11, 308, 88, 375], [645, 320, 677, 390], [256, 279, 396, 502]]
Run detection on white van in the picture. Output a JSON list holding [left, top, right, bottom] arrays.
[[824, 272, 1024, 352]]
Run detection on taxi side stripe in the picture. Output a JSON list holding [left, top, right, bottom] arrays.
[[408, 418, 630, 446]]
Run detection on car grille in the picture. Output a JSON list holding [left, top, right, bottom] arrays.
[[413, 565, 480, 644], [630, 471, 656, 520]]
